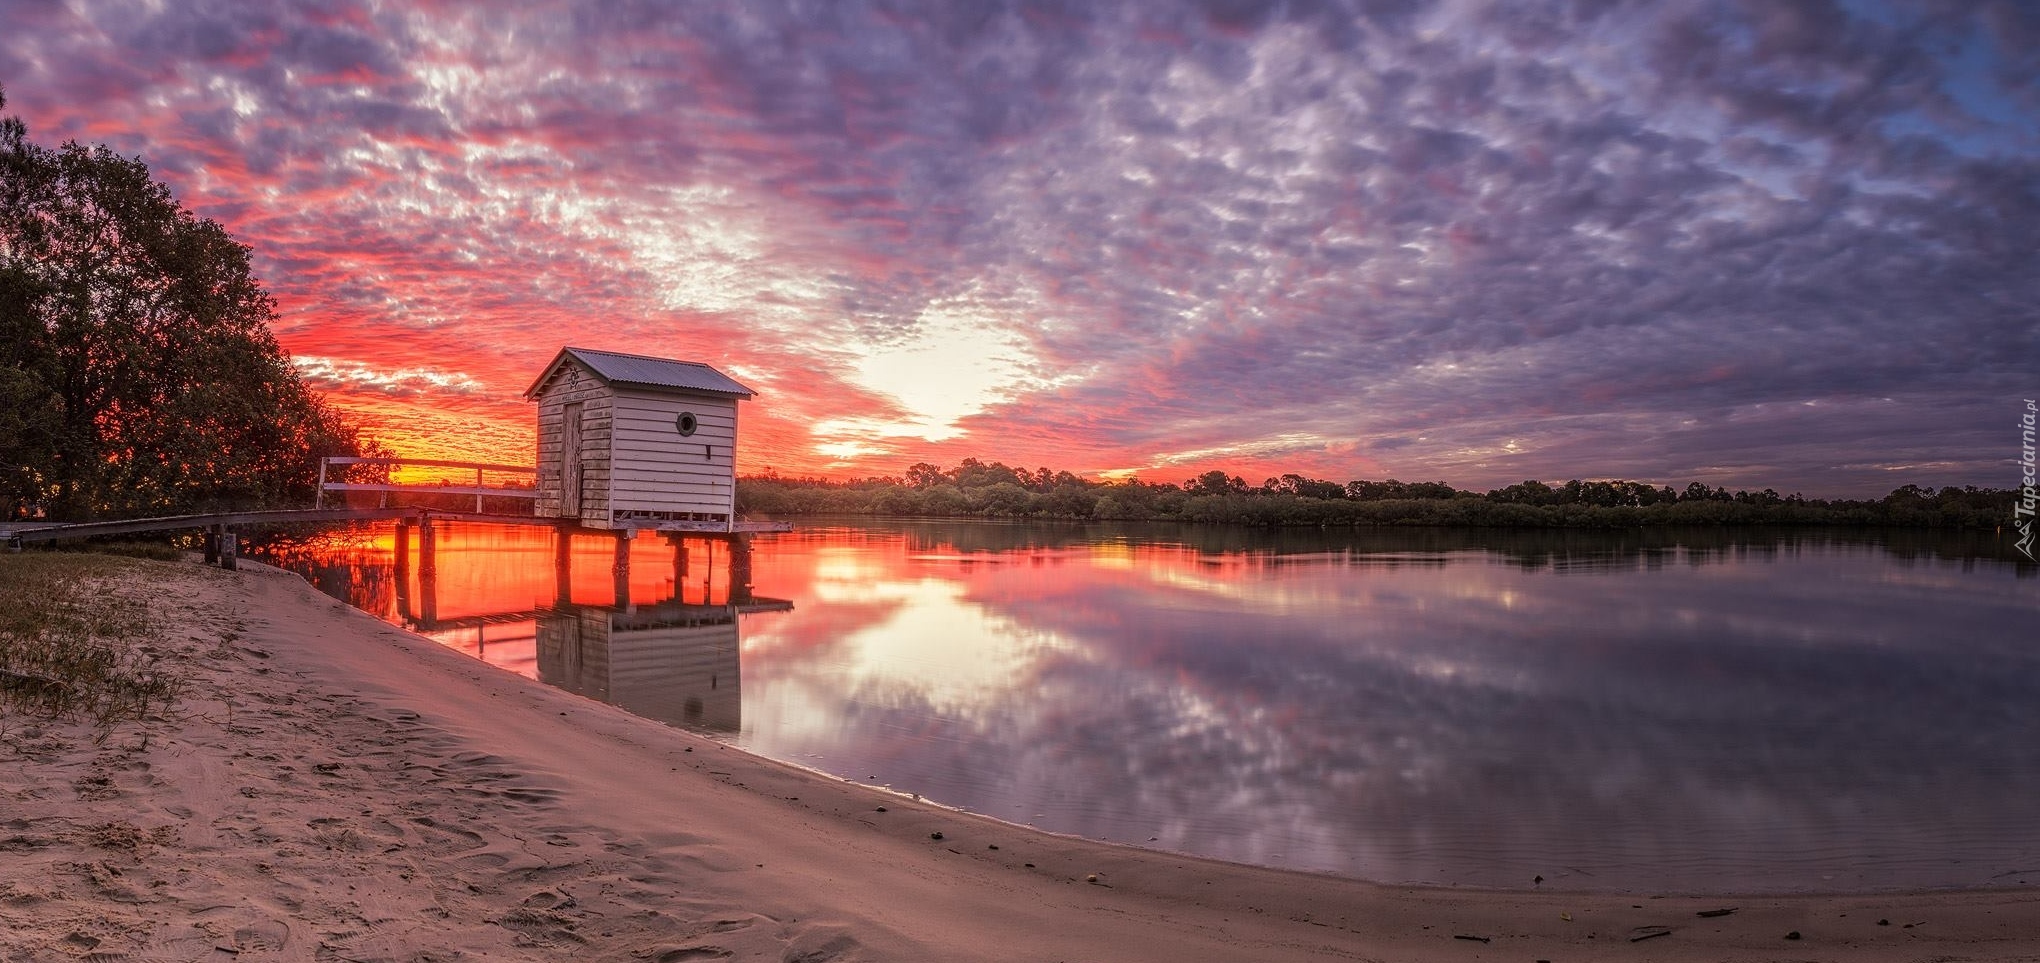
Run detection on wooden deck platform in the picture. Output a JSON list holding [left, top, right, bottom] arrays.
[[3, 509, 789, 546], [3, 508, 791, 576], [1, 508, 417, 546]]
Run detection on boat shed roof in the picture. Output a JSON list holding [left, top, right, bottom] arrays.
[[524, 346, 755, 400]]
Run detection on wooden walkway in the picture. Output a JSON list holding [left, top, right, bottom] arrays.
[[2, 507, 790, 571], [2, 508, 416, 551], [4, 457, 787, 572]]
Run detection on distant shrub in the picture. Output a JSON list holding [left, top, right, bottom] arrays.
[[735, 462, 2022, 531]]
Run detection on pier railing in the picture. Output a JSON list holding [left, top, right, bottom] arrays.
[[316, 456, 537, 513], [6, 456, 787, 569]]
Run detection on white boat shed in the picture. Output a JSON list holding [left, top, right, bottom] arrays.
[[523, 347, 755, 531]]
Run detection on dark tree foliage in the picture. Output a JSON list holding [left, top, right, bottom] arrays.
[[738, 456, 2022, 532], [1, 90, 375, 520]]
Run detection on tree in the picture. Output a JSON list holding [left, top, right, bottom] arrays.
[[0, 88, 375, 519], [1187, 470, 1248, 496], [0, 253, 61, 517], [1488, 479, 1557, 505], [1267, 473, 1347, 500], [904, 461, 946, 489]]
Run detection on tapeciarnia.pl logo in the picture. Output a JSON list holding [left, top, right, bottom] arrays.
[[2018, 399, 2036, 562]]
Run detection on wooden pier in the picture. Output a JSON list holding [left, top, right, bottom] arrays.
[[2, 508, 418, 566], [8, 453, 787, 572], [390, 513, 785, 624], [7, 508, 787, 590], [395, 534, 794, 632]]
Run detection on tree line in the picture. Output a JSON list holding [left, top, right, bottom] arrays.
[[738, 459, 2020, 530], [2, 88, 377, 521]]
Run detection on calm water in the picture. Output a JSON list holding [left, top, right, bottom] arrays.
[[259, 521, 2040, 893]]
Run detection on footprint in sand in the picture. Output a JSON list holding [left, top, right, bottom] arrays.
[[521, 889, 576, 911], [656, 948, 733, 962], [231, 918, 290, 951], [499, 906, 587, 948], [403, 815, 489, 855]]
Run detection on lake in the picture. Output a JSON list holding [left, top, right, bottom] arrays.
[[258, 520, 2040, 894]]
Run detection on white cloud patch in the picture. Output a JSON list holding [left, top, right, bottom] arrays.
[[294, 356, 486, 397]]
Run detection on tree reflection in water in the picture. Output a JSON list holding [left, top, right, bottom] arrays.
[[260, 520, 2040, 893]]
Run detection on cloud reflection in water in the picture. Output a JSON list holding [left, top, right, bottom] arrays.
[[263, 522, 2038, 892], [736, 525, 2040, 892]]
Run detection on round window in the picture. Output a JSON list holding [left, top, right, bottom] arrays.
[[676, 412, 698, 436]]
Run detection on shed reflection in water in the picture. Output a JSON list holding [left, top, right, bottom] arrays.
[[259, 521, 2040, 895], [539, 600, 792, 734], [259, 521, 785, 732]]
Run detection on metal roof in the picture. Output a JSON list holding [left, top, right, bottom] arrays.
[[524, 347, 754, 399]]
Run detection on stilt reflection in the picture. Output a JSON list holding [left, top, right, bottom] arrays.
[[263, 520, 2040, 893], [377, 521, 792, 735]]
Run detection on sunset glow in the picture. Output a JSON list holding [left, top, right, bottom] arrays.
[[5, 2, 2033, 494]]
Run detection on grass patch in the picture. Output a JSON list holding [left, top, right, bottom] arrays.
[[58, 538, 186, 562], [0, 553, 179, 726]]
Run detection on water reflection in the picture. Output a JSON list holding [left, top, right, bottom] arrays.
[[537, 599, 791, 733], [260, 521, 2040, 894], [257, 522, 786, 721]]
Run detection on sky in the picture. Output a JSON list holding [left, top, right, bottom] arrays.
[[3, 0, 2035, 496]]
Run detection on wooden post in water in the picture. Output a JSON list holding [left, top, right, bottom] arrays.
[[418, 517, 436, 578], [553, 525, 573, 608], [393, 521, 412, 617], [418, 567, 438, 629], [665, 534, 689, 605], [395, 542, 416, 624], [612, 529, 634, 610], [703, 538, 716, 605], [418, 516, 438, 627], [729, 533, 753, 605]]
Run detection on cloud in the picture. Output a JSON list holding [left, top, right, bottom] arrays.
[[4, 0, 2033, 495], [292, 356, 486, 396]]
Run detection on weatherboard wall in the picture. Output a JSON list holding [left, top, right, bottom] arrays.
[[532, 357, 740, 528], [607, 387, 739, 522], [533, 359, 614, 524], [536, 612, 740, 732]]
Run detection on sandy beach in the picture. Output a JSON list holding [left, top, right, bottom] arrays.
[[3, 557, 2035, 962]]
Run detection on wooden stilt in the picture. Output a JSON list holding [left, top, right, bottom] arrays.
[[218, 526, 238, 571], [394, 521, 413, 619], [729, 533, 753, 605], [612, 529, 633, 610], [664, 534, 689, 606], [419, 517, 437, 577], [419, 565, 438, 628], [703, 538, 716, 605], [418, 516, 438, 626], [553, 526, 573, 608]]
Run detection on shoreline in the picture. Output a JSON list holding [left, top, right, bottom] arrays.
[[3, 556, 2035, 961]]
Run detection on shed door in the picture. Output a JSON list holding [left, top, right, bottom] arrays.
[[561, 401, 584, 516]]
